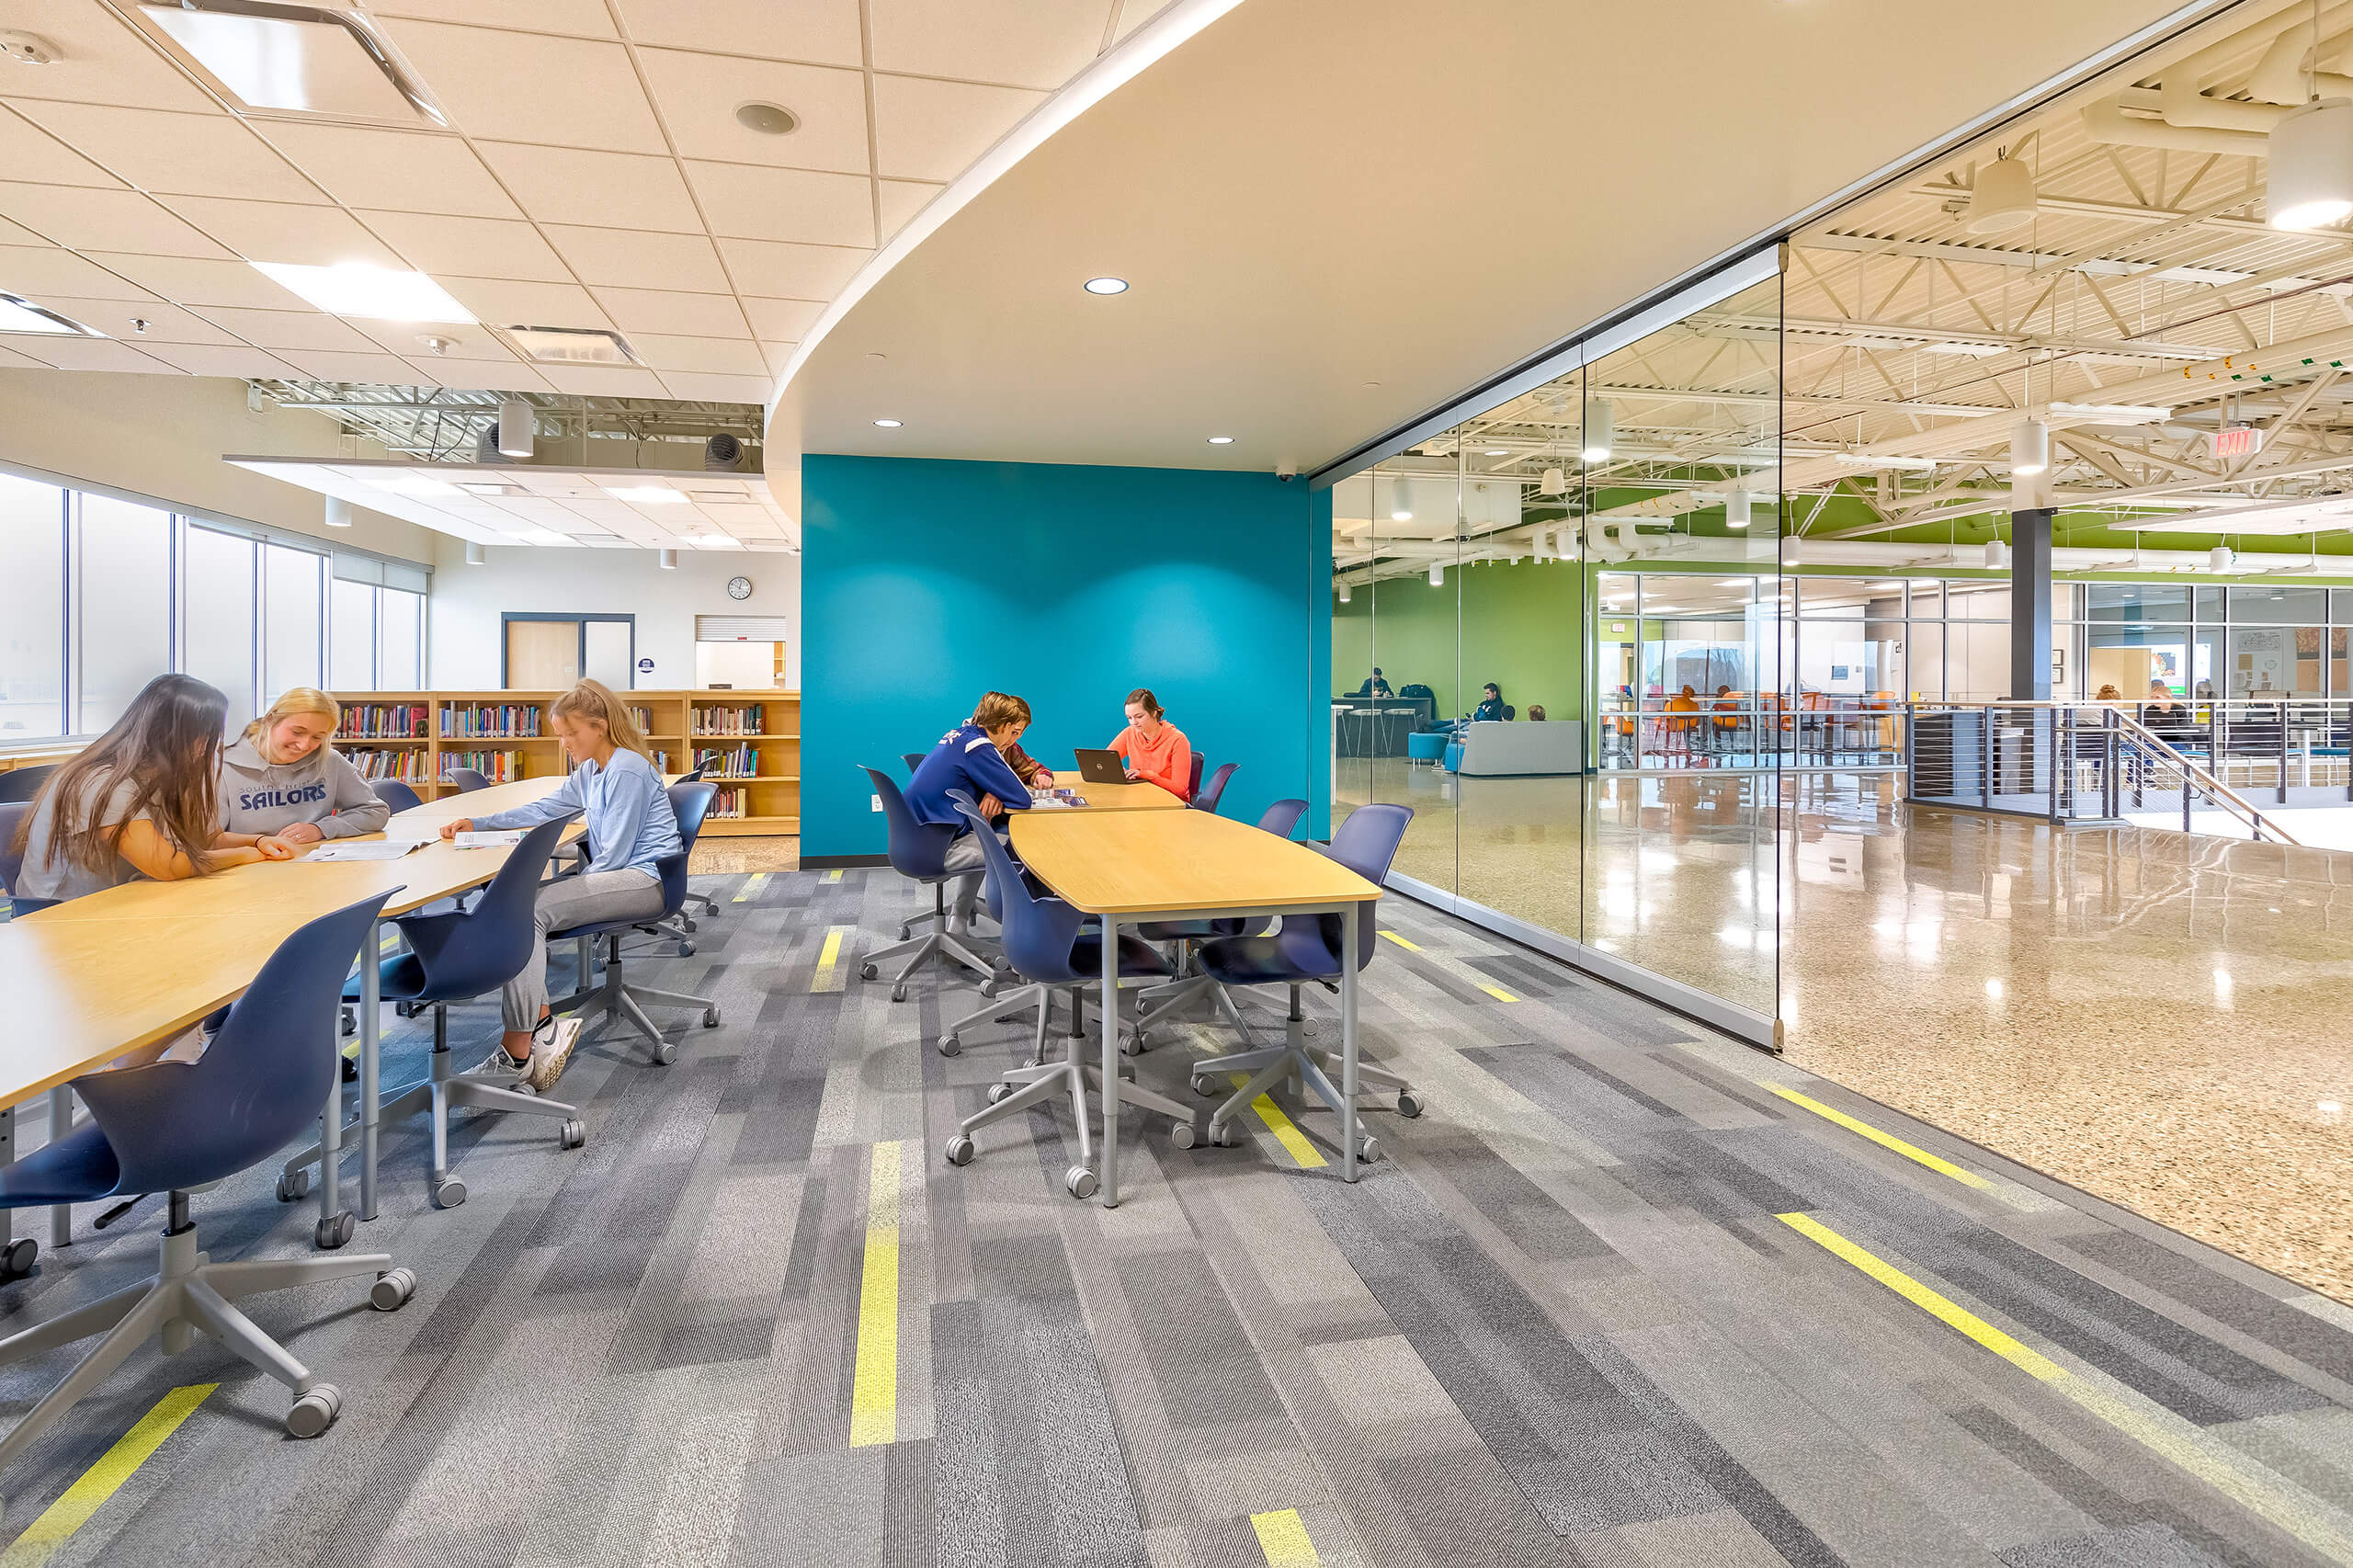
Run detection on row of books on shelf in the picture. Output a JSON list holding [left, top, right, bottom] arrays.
[[441, 704, 542, 738], [708, 787, 748, 819], [346, 703, 429, 738], [628, 708, 656, 734], [440, 751, 523, 783], [343, 748, 432, 783], [692, 744, 764, 778], [691, 703, 764, 736]]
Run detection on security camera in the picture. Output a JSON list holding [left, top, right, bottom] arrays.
[[1276, 462, 1299, 482]]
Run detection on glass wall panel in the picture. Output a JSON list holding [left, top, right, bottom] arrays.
[[182, 525, 256, 734], [330, 577, 375, 690], [380, 588, 423, 689], [263, 542, 324, 698], [76, 494, 171, 733], [0, 474, 65, 741], [2230, 585, 2326, 625], [1366, 459, 1455, 896]]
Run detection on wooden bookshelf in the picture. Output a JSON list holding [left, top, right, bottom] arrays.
[[327, 688, 800, 838]]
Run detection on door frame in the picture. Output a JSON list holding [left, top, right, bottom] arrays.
[[500, 612, 637, 688]]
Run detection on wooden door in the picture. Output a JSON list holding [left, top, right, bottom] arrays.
[[507, 619, 579, 687]]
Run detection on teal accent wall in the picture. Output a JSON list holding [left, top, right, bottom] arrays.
[[802, 456, 1330, 858], [1332, 560, 1586, 722]]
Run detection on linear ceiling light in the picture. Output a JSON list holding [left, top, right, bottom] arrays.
[[0, 293, 98, 335], [2270, 97, 2353, 230], [2048, 401, 2170, 425], [1831, 452, 1938, 472], [253, 262, 472, 324], [1921, 341, 2006, 358], [136, 1, 443, 125], [365, 475, 462, 497], [604, 485, 688, 504]]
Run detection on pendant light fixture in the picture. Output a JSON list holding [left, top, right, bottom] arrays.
[[1725, 489, 1751, 529], [2270, 1, 2353, 230], [1427, 562, 1444, 586], [1581, 401, 1614, 463], [2011, 419, 2049, 477], [2211, 544, 2235, 572], [1986, 536, 2010, 569], [1966, 153, 2039, 233], [1389, 477, 1413, 522]]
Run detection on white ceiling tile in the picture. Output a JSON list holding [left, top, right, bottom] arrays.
[[28, 298, 242, 346], [756, 341, 798, 375], [377, 21, 666, 153], [1111, 0, 1177, 41], [396, 358, 556, 394], [0, 339, 63, 370], [869, 0, 1111, 88], [613, 0, 862, 64], [278, 348, 440, 382], [368, 0, 617, 35], [256, 125, 521, 219], [152, 198, 404, 267], [350, 321, 523, 361], [9, 103, 328, 204], [740, 297, 823, 340], [0, 247, 157, 301], [594, 287, 750, 337], [657, 370, 774, 403], [0, 185, 232, 258], [82, 253, 306, 309], [540, 226, 730, 292], [476, 144, 704, 233], [634, 50, 868, 174], [877, 179, 942, 241], [714, 237, 868, 300], [0, 107, 124, 188], [0, 6, 219, 111], [188, 308, 382, 353], [631, 334, 768, 374], [7, 337, 184, 373], [538, 364, 670, 396], [870, 75, 1044, 183], [128, 343, 307, 379], [359, 211, 571, 282], [0, 216, 40, 245], [685, 162, 871, 246], [439, 278, 612, 328]]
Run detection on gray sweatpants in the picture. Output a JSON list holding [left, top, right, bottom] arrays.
[[942, 828, 1009, 923], [506, 868, 663, 1029]]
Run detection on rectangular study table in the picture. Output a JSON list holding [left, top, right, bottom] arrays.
[[1007, 809, 1380, 1205], [1025, 767, 1187, 813], [6, 774, 581, 1251]]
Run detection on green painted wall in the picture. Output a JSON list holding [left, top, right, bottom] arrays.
[[1331, 560, 1585, 722]]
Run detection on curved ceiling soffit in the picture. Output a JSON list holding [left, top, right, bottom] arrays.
[[761, 0, 1252, 467]]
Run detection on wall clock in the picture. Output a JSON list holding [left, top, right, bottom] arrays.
[[726, 575, 753, 600]]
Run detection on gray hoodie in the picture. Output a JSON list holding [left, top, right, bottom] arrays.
[[217, 735, 391, 840]]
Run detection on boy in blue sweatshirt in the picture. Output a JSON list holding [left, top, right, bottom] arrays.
[[905, 691, 1035, 930]]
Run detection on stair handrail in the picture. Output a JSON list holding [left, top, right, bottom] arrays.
[[2105, 708, 2302, 846]]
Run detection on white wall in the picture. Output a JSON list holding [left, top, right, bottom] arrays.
[[427, 535, 801, 690]]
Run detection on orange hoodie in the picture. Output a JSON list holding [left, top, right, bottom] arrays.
[[1109, 721, 1191, 800]]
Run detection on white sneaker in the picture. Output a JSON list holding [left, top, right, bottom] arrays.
[[526, 1015, 583, 1096], [472, 1044, 533, 1090]]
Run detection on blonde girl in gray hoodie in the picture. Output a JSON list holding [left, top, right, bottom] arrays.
[[217, 687, 391, 844]]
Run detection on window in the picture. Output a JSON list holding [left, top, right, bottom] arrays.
[[330, 577, 376, 690], [182, 525, 257, 734], [0, 475, 64, 741], [379, 587, 422, 688], [263, 542, 324, 698], [76, 494, 172, 733]]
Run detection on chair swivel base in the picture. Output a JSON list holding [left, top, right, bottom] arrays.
[[1188, 1006, 1419, 1163], [553, 931, 721, 1066], [0, 1195, 415, 1497], [941, 1001, 1198, 1199], [280, 1050, 583, 1215]]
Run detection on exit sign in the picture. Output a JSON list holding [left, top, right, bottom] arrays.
[[2214, 425, 2262, 459]]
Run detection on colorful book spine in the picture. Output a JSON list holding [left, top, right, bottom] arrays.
[[690, 744, 759, 778], [345, 703, 427, 738], [691, 704, 764, 737], [439, 704, 542, 739]]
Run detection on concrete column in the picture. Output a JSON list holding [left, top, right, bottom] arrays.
[[2009, 506, 2054, 701]]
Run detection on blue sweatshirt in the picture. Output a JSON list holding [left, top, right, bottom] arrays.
[[475, 750, 681, 876], [906, 724, 1032, 831]]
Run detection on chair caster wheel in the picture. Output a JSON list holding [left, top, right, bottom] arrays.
[[860, 962, 879, 981], [1358, 1137, 1381, 1163], [979, 979, 1000, 1000], [561, 1119, 586, 1150], [0, 1238, 35, 1278], [655, 1040, 680, 1066], [1208, 1121, 1239, 1148], [1064, 1165, 1098, 1200], [369, 1267, 415, 1312], [1191, 1074, 1219, 1096], [1396, 1093, 1423, 1119], [891, 984, 907, 1003], [702, 1007, 721, 1028], [340, 1056, 358, 1084], [944, 1135, 974, 1167], [1128, 1031, 1152, 1053], [898, 926, 915, 942], [315, 1212, 354, 1250], [985, 1080, 1013, 1104], [286, 1384, 342, 1438], [340, 1010, 356, 1037], [432, 1175, 467, 1210], [1171, 1123, 1198, 1150], [679, 942, 696, 958], [939, 1033, 961, 1058], [277, 1169, 311, 1203]]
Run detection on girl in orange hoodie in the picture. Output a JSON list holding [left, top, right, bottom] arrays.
[[1108, 687, 1192, 800]]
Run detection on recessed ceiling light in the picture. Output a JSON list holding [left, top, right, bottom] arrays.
[[873, 418, 903, 427], [734, 101, 800, 135], [1207, 435, 1234, 445], [0, 293, 97, 336], [458, 481, 523, 496], [252, 261, 472, 324], [512, 528, 582, 547], [1082, 277, 1129, 295], [1483, 449, 1509, 457], [134, 1, 443, 125], [367, 475, 462, 497], [604, 485, 688, 505], [503, 324, 635, 365]]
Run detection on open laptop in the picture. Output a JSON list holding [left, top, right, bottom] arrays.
[[1071, 747, 1128, 785]]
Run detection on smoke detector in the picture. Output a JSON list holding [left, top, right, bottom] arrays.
[[0, 30, 61, 65]]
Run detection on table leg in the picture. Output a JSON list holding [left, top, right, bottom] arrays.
[[315, 1057, 344, 1242], [49, 1086, 72, 1248], [1341, 902, 1361, 1183], [359, 915, 382, 1222], [0, 1105, 23, 1278], [1101, 915, 1121, 1208]]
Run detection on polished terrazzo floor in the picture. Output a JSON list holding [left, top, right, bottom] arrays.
[[1336, 761, 2353, 1303]]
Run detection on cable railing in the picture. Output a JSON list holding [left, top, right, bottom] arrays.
[[1904, 699, 2316, 844], [1597, 693, 1908, 770]]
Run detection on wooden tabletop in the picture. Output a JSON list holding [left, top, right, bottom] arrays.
[[1023, 769, 1186, 812], [1009, 809, 1379, 915]]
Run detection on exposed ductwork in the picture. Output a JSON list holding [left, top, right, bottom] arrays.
[[2084, 1, 2353, 157]]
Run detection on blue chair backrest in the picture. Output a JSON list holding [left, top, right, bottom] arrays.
[[73, 891, 392, 1194], [676, 766, 705, 783], [449, 767, 492, 792], [395, 815, 575, 997], [1275, 803, 1411, 974], [862, 766, 959, 880], [1188, 752, 1204, 800], [949, 792, 1086, 982], [653, 781, 716, 914], [0, 801, 26, 895], [0, 765, 54, 804], [1256, 798, 1307, 840], [901, 753, 926, 775], [371, 778, 423, 813], [1192, 762, 1237, 813]]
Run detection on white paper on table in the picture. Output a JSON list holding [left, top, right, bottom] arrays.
[[300, 838, 426, 862], [452, 830, 526, 848]]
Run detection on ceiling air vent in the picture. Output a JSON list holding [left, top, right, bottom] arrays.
[[502, 325, 638, 366], [129, 1, 445, 127], [703, 433, 744, 472]]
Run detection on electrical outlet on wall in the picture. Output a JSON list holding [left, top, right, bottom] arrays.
[[870, 795, 881, 812]]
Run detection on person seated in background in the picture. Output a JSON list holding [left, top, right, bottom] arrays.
[[907, 690, 1037, 930], [2094, 683, 2123, 703], [218, 686, 389, 846], [1527, 705, 1547, 722], [1353, 667, 1394, 698], [1471, 683, 1506, 722], [2142, 678, 2188, 737], [1109, 687, 1192, 799], [1709, 683, 1740, 754]]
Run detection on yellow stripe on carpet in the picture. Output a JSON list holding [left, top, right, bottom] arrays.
[[732, 872, 769, 903], [1477, 983, 1519, 1004], [1, 1384, 216, 1567], [811, 926, 851, 993], [1768, 1085, 1995, 1189], [848, 1141, 903, 1448], [1250, 1507, 1322, 1566], [1233, 1074, 1325, 1169], [1377, 930, 1419, 950]]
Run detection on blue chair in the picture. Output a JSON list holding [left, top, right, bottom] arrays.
[[370, 778, 424, 813], [1441, 739, 1464, 773], [548, 781, 722, 1066], [938, 793, 1186, 1199], [0, 765, 53, 804], [901, 752, 926, 775], [1188, 803, 1418, 1154], [667, 767, 720, 927], [1187, 752, 1204, 801], [0, 892, 416, 1464], [447, 767, 493, 793], [856, 767, 995, 999], [278, 817, 584, 1211], [1190, 762, 1237, 814], [1132, 800, 1308, 1040], [1406, 731, 1448, 767]]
